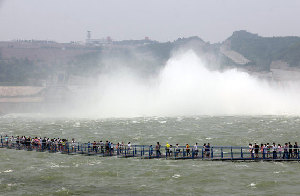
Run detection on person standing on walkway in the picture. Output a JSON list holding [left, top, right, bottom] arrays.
[[194, 143, 198, 157], [272, 142, 277, 159], [110, 142, 114, 155], [186, 144, 190, 156], [249, 144, 253, 158], [165, 142, 171, 157], [205, 143, 210, 158], [266, 143, 271, 158], [284, 143, 289, 159], [294, 142, 298, 159], [155, 142, 161, 157], [277, 144, 283, 158], [127, 142, 131, 154], [105, 141, 109, 153], [149, 145, 153, 156], [254, 143, 259, 158], [288, 142, 293, 158], [100, 140, 104, 153], [175, 144, 180, 157]]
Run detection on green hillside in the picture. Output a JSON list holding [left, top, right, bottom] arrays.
[[228, 30, 300, 70], [1, 31, 300, 85]]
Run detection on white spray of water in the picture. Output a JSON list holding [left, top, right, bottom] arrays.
[[73, 50, 300, 117]]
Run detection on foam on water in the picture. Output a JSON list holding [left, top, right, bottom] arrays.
[[249, 183, 256, 188], [3, 170, 13, 173], [1, 116, 300, 195], [172, 174, 181, 179]]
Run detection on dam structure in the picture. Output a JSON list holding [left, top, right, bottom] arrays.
[[1, 136, 299, 162]]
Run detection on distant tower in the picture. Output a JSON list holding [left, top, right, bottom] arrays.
[[145, 36, 149, 40], [107, 36, 112, 42], [87, 31, 91, 40]]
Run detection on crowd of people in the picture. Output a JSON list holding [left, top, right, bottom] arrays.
[[88, 141, 132, 155], [1, 135, 211, 157], [1, 135, 71, 152], [249, 142, 299, 159], [153, 142, 211, 157], [0, 135, 134, 155]]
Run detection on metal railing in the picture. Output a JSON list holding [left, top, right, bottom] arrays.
[[1, 136, 299, 161]]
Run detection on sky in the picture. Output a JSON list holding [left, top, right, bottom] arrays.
[[0, 0, 299, 43]]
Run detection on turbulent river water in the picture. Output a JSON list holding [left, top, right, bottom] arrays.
[[1, 115, 300, 195]]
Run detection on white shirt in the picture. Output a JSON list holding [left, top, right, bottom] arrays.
[[249, 145, 253, 153], [194, 145, 198, 150]]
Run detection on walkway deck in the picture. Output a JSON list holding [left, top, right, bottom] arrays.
[[1, 137, 299, 162]]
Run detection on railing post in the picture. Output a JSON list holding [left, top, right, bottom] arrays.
[[241, 147, 243, 159], [174, 148, 176, 159], [132, 146, 135, 157], [221, 148, 223, 159], [192, 149, 194, 159], [165, 148, 168, 159], [139, 146, 141, 156], [143, 146, 145, 156], [231, 147, 233, 160]]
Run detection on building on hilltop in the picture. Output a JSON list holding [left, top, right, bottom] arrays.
[[85, 31, 112, 46]]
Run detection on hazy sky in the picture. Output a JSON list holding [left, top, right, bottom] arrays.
[[0, 0, 299, 43]]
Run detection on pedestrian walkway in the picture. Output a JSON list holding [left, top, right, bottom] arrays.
[[1, 135, 300, 161]]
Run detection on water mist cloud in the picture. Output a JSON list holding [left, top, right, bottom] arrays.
[[0, 0, 4, 8], [71, 50, 300, 118]]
